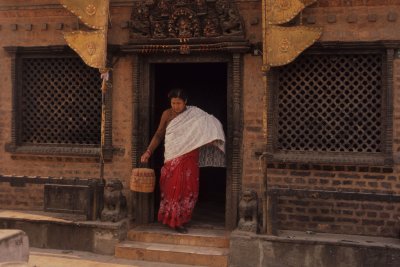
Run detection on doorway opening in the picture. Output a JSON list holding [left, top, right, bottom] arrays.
[[151, 62, 227, 228]]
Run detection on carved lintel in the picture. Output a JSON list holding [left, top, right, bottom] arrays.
[[129, 0, 244, 43]]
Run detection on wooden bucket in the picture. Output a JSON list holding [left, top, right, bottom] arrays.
[[130, 168, 155, 193]]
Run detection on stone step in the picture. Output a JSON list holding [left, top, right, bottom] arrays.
[[29, 247, 207, 267], [115, 241, 229, 267], [127, 225, 230, 248]]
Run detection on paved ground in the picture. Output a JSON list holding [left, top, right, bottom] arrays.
[[28, 248, 204, 267]]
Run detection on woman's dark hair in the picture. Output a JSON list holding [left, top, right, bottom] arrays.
[[168, 88, 188, 102]]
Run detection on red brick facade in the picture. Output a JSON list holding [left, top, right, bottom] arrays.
[[1, 1, 400, 237], [242, 1, 400, 237], [0, 1, 133, 210], [0, 183, 43, 210]]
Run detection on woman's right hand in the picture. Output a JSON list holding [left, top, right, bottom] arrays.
[[140, 150, 151, 163]]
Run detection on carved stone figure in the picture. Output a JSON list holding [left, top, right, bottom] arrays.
[[101, 179, 127, 222], [238, 189, 258, 233]]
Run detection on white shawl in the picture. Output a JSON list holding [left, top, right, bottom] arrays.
[[164, 106, 225, 167]]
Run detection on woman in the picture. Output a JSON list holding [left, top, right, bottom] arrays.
[[140, 89, 225, 234]]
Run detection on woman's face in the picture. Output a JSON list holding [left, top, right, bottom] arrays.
[[170, 97, 186, 113]]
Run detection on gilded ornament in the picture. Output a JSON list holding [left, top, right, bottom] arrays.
[[87, 42, 97, 55], [264, 25, 322, 67], [279, 38, 290, 53], [86, 4, 97, 16], [265, 0, 304, 24], [64, 30, 107, 69], [180, 44, 190, 54], [262, 0, 322, 69], [59, 0, 109, 29], [275, 0, 291, 10]]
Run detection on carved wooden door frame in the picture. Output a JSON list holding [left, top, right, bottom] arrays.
[[131, 53, 243, 230]]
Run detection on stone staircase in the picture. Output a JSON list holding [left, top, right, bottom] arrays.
[[115, 225, 230, 267]]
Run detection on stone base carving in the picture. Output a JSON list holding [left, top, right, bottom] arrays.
[[101, 179, 127, 222], [238, 189, 258, 233]]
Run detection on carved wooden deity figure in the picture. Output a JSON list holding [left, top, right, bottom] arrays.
[[101, 179, 127, 222], [196, 0, 207, 14], [221, 8, 242, 35], [177, 17, 192, 38], [238, 189, 258, 233], [129, 0, 244, 40], [203, 17, 219, 37], [158, 0, 170, 17], [130, 2, 150, 37], [153, 21, 167, 38]]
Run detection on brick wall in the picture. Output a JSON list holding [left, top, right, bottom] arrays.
[[267, 167, 400, 237], [2, 1, 400, 237], [278, 197, 400, 237], [0, 3, 133, 211], [241, 3, 400, 237], [0, 182, 43, 210]]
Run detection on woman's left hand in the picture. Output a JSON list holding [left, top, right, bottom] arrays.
[[140, 150, 151, 163]]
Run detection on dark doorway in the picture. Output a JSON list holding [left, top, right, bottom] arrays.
[[151, 63, 227, 227]]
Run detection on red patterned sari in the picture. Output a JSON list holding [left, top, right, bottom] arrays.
[[158, 149, 199, 228]]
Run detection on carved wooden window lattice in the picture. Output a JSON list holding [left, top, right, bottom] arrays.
[[276, 53, 382, 153], [268, 47, 393, 166], [20, 57, 101, 145]]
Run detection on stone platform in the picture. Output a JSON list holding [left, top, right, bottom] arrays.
[[29, 247, 208, 267], [0, 229, 29, 264], [0, 210, 128, 255], [230, 229, 400, 267]]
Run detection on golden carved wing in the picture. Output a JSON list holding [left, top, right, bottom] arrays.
[[59, 0, 109, 29], [265, 0, 305, 25], [64, 30, 107, 69], [263, 25, 322, 67], [301, 0, 317, 7]]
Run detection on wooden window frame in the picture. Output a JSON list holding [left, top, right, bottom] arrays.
[[266, 42, 394, 167], [4, 46, 113, 160]]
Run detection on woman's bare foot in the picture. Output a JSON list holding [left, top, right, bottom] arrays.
[[175, 226, 188, 234]]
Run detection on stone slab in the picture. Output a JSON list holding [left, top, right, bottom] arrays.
[[230, 230, 400, 267], [0, 209, 128, 255], [0, 263, 29, 267], [29, 247, 207, 267], [0, 230, 29, 263]]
